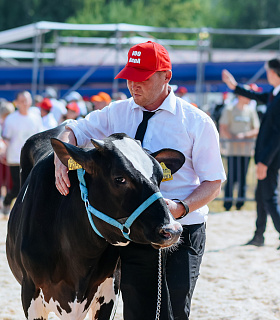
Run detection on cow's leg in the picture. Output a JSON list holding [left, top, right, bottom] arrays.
[[88, 277, 120, 320], [22, 277, 48, 320]]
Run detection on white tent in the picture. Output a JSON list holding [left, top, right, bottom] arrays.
[[0, 22, 280, 104]]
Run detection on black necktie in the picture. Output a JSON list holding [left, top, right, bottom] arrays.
[[135, 111, 155, 144]]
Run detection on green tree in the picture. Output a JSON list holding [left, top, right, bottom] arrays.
[[203, 0, 280, 48], [66, 0, 205, 40]]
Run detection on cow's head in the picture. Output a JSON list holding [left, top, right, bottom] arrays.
[[51, 133, 184, 249]]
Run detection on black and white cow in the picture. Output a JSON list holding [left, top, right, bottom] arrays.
[[6, 126, 184, 320]]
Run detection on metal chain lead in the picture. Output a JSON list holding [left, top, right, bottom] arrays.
[[155, 248, 162, 320]]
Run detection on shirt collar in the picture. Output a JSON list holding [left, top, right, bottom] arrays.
[[273, 84, 280, 96], [131, 86, 177, 115]]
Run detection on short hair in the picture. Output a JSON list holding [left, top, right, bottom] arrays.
[[267, 58, 280, 77], [0, 101, 15, 117], [16, 90, 31, 100]]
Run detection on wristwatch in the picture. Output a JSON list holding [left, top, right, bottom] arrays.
[[172, 199, 189, 219]]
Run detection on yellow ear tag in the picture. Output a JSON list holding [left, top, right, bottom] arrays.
[[160, 162, 173, 182], [68, 157, 82, 170]]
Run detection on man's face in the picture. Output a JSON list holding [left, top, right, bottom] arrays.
[[266, 67, 274, 85], [16, 92, 32, 115], [127, 71, 171, 110], [238, 95, 251, 105]]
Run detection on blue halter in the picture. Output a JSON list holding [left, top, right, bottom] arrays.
[[77, 168, 163, 241]]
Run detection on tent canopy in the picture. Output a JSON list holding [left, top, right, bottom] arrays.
[[0, 22, 279, 103]]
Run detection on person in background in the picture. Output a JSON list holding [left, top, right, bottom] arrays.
[[82, 95, 94, 114], [65, 91, 87, 117], [174, 86, 192, 103], [65, 101, 81, 120], [43, 87, 67, 124], [91, 91, 112, 110], [211, 92, 229, 130], [112, 91, 127, 101], [54, 41, 226, 319], [1, 91, 43, 215], [39, 98, 58, 130], [222, 59, 280, 249], [0, 100, 15, 214], [34, 94, 43, 107], [219, 85, 260, 211]]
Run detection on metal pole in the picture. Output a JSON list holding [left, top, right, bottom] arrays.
[[195, 33, 204, 107], [38, 32, 46, 94], [31, 30, 41, 98], [113, 29, 122, 95]]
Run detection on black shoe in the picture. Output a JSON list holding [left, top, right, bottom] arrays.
[[245, 235, 264, 247], [277, 245, 280, 250], [236, 202, 244, 211], [224, 205, 232, 211]]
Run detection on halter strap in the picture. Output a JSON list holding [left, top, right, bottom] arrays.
[[77, 168, 163, 241]]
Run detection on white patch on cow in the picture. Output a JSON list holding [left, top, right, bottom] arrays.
[[28, 289, 89, 320], [113, 240, 130, 246], [21, 184, 29, 202], [112, 137, 154, 181], [168, 211, 176, 224], [27, 291, 48, 319], [89, 277, 118, 320]]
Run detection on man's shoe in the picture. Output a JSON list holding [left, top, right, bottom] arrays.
[[236, 202, 244, 211], [245, 235, 264, 247], [224, 205, 232, 211]]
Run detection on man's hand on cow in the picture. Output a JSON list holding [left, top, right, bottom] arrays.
[[164, 198, 186, 220], [54, 154, 70, 196], [53, 128, 77, 196]]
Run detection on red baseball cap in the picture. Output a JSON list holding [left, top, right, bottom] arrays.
[[40, 98, 52, 112], [66, 101, 80, 114], [176, 86, 188, 94], [115, 41, 172, 82]]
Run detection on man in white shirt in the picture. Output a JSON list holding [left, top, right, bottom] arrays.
[[54, 41, 226, 319], [39, 98, 58, 130], [2, 91, 43, 215]]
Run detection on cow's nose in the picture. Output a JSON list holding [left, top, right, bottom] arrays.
[[159, 222, 183, 242]]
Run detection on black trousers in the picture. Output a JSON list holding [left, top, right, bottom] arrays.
[[3, 165, 20, 206], [255, 158, 280, 237], [224, 156, 250, 210], [119, 223, 206, 320]]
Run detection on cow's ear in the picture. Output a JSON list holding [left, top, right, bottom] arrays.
[[51, 138, 89, 170], [91, 139, 105, 152], [151, 149, 185, 174]]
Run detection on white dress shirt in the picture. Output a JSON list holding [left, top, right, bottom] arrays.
[[273, 84, 280, 96], [67, 89, 226, 225]]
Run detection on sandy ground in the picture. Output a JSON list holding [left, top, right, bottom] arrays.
[[1, 210, 280, 320]]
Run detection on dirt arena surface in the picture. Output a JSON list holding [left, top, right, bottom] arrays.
[[1, 210, 280, 319]]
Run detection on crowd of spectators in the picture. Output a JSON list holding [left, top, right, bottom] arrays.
[[0, 88, 127, 216], [0, 80, 272, 216]]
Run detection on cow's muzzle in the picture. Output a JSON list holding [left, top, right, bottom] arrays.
[[151, 221, 183, 249]]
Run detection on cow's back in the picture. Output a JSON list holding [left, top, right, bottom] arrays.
[[20, 123, 66, 186]]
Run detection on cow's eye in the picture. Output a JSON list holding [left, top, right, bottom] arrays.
[[115, 177, 126, 184]]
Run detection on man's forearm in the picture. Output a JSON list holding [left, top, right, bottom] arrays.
[[57, 128, 77, 146], [184, 180, 222, 213]]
